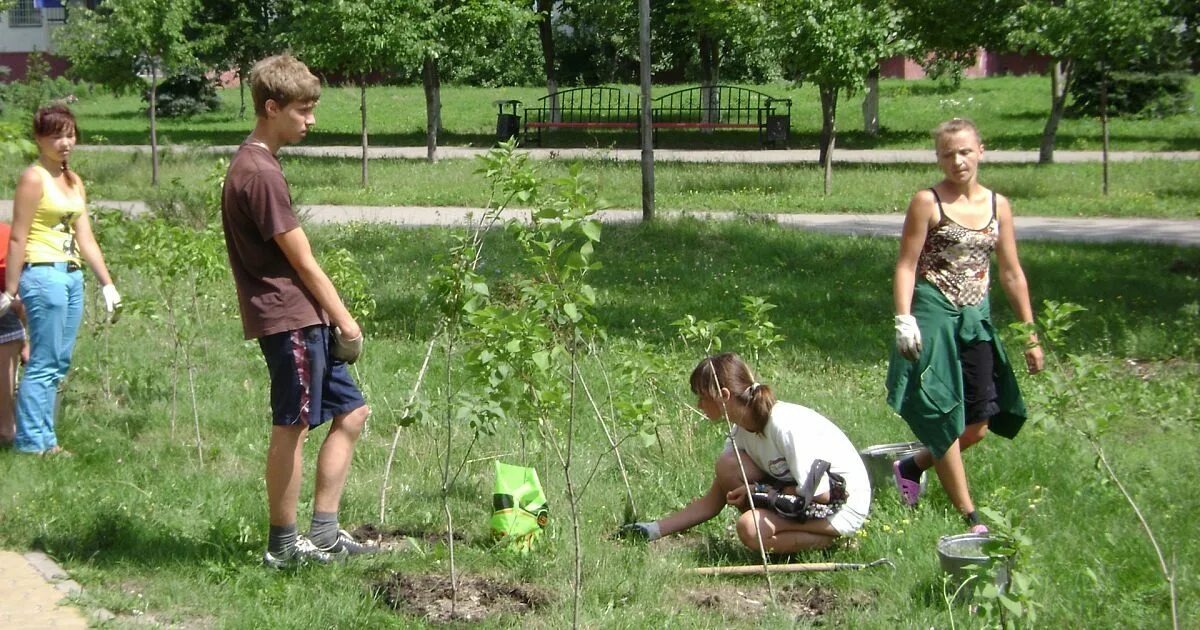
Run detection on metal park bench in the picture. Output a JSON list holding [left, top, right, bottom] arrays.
[[522, 86, 640, 146], [652, 85, 791, 148], [518, 84, 791, 148]]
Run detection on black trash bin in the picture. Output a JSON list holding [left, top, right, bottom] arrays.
[[763, 97, 791, 149], [494, 99, 521, 144], [766, 114, 790, 149]]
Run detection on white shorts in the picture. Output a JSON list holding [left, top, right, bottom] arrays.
[[828, 503, 868, 536]]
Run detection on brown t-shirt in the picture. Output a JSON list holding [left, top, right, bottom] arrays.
[[221, 143, 325, 339]]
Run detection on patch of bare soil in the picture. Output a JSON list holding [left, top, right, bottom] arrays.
[[686, 584, 862, 621], [377, 572, 551, 624], [1123, 357, 1197, 381], [351, 523, 465, 550]]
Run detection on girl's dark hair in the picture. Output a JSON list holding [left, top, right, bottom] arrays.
[[32, 103, 80, 187], [689, 352, 776, 432]]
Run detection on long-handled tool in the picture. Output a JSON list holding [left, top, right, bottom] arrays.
[[690, 557, 894, 576]]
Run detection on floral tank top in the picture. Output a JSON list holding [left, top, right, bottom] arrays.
[[916, 188, 998, 307]]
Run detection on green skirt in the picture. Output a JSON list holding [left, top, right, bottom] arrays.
[[885, 281, 1027, 459]]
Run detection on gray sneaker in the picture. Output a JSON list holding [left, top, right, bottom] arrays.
[[316, 529, 380, 556], [262, 535, 348, 569]]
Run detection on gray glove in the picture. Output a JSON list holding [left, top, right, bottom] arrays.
[[616, 521, 662, 542], [332, 326, 363, 364]]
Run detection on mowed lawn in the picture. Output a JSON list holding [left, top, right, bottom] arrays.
[[0, 217, 1196, 627], [0, 75, 1194, 151]]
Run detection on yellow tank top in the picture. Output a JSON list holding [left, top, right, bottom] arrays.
[[25, 164, 84, 265]]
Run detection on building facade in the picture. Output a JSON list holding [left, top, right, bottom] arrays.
[[0, 0, 97, 82]]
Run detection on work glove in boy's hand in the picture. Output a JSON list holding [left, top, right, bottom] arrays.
[[0, 292, 12, 319], [616, 522, 661, 542], [894, 314, 922, 361], [332, 326, 363, 364]]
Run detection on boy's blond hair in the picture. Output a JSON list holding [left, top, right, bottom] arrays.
[[249, 55, 321, 118], [931, 117, 982, 146]]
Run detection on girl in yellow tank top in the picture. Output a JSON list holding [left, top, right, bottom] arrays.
[[24, 163, 84, 265], [6, 104, 121, 456]]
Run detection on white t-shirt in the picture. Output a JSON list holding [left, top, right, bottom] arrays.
[[725, 401, 871, 515]]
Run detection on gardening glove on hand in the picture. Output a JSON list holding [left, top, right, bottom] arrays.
[[101, 284, 121, 313], [101, 284, 122, 323], [616, 522, 661, 542], [894, 314, 922, 361], [0, 292, 12, 319], [332, 326, 364, 364]]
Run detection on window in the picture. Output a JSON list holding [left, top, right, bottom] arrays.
[[8, 0, 43, 27]]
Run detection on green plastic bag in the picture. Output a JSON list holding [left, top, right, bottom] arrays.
[[490, 461, 549, 553]]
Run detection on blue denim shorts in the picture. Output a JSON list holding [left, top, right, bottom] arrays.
[[257, 325, 366, 427]]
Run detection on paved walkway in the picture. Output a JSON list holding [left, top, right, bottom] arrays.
[[79, 144, 1200, 164], [0, 550, 107, 628], [0, 201, 1196, 246]]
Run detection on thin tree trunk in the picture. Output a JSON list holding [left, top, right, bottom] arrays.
[[536, 0, 560, 123], [862, 66, 879, 136], [568, 356, 582, 629], [638, 0, 654, 222], [442, 335, 458, 616], [1100, 64, 1109, 196], [360, 80, 369, 187], [699, 33, 718, 132], [238, 69, 246, 119], [1039, 59, 1073, 165], [818, 85, 838, 195], [423, 55, 441, 163], [150, 62, 159, 186]]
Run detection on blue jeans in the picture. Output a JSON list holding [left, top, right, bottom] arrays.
[[14, 263, 83, 453]]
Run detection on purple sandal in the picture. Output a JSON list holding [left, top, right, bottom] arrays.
[[892, 459, 922, 506]]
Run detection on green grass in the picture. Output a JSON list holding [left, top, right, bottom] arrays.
[[3, 75, 1198, 150], [3, 148, 1197, 219], [1, 218, 1197, 627]]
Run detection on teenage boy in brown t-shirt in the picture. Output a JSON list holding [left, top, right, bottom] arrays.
[[221, 55, 374, 568]]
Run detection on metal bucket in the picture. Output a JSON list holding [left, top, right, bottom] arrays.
[[936, 533, 1011, 601], [858, 442, 927, 498]]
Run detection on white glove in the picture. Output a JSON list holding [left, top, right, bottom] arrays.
[[101, 284, 122, 313], [895, 314, 922, 361], [0, 292, 12, 319], [332, 326, 363, 364]]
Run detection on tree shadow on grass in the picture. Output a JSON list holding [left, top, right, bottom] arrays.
[[33, 513, 257, 568], [320, 217, 1199, 365]]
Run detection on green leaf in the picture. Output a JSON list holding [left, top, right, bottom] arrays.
[[998, 593, 1023, 615], [580, 220, 601, 242]]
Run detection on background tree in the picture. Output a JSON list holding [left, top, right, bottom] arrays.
[[663, 1, 763, 128], [1010, 0, 1172, 164], [417, 0, 531, 162], [899, 0, 1018, 86], [761, 0, 901, 194], [283, 0, 428, 184], [55, 0, 197, 186], [192, 0, 282, 119]]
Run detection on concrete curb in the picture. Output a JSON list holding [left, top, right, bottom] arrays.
[[0, 201, 1196, 246], [23, 551, 117, 624]]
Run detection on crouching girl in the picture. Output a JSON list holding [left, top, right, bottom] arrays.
[[622, 353, 870, 553]]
